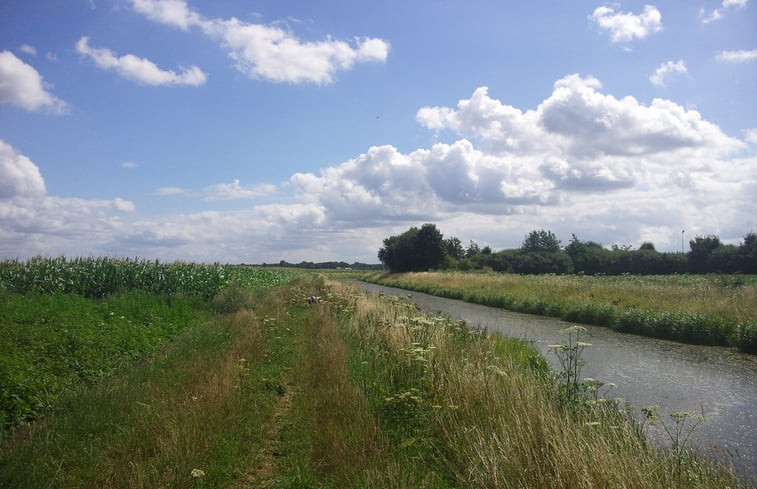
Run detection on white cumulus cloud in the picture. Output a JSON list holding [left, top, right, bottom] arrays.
[[0, 140, 46, 199], [0, 141, 138, 258], [0, 51, 67, 113], [75, 36, 207, 86], [649, 59, 687, 86], [717, 48, 757, 63], [130, 0, 390, 84], [292, 74, 746, 229], [590, 4, 662, 43], [419, 75, 740, 160], [131, 0, 204, 30]]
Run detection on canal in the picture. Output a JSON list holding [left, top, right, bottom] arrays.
[[352, 280, 757, 477]]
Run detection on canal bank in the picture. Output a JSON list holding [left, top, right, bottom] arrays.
[[351, 280, 757, 478]]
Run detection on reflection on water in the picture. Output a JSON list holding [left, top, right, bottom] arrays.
[[352, 281, 757, 477]]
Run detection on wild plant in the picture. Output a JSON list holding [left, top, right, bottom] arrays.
[[549, 325, 591, 405], [640, 405, 707, 455], [640, 405, 709, 481]]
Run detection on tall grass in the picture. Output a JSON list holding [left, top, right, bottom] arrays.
[[328, 278, 745, 488], [362, 271, 757, 353]]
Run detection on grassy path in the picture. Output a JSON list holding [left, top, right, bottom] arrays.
[[0, 283, 303, 488], [1, 276, 749, 488]]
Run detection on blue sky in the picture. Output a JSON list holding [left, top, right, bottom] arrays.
[[1, 0, 755, 263]]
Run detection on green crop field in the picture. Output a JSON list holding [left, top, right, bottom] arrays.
[[0, 257, 300, 437]]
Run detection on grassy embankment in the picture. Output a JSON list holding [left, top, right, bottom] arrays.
[[2, 273, 748, 488], [361, 271, 757, 353]]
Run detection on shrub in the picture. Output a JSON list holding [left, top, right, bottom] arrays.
[[210, 280, 253, 314]]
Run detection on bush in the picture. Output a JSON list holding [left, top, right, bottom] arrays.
[[737, 321, 757, 354], [210, 280, 253, 314]]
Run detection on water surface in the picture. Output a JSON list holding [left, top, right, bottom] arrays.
[[352, 280, 757, 477]]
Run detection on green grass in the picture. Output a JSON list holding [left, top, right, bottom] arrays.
[[0, 258, 301, 439], [0, 290, 201, 435], [0, 275, 748, 488], [0, 281, 303, 488], [360, 271, 757, 353]]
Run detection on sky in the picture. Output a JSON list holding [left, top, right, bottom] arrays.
[[0, 0, 755, 264]]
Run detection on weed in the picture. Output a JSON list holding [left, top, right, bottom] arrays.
[[549, 325, 591, 405]]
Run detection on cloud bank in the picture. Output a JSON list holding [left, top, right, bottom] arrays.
[[1, 75, 754, 262], [0, 140, 138, 258]]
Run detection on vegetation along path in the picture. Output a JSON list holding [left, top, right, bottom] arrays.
[[2, 273, 752, 488]]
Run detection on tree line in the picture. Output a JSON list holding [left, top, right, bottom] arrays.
[[258, 260, 384, 271], [378, 224, 757, 275]]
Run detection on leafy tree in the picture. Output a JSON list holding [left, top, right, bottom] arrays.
[[708, 245, 739, 273], [522, 229, 561, 253], [512, 249, 574, 274], [738, 232, 757, 273], [481, 245, 492, 255], [611, 243, 633, 252], [565, 235, 609, 275], [443, 237, 465, 260], [688, 235, 721, 273], [378, 229, 417, 273], [415, 223, 446, 270], [378, 223, 446, 272], [465, 241, 481, 258], [639, 242, 656, 251]]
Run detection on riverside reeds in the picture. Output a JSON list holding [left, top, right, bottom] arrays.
[[362, 271, 757, 353]]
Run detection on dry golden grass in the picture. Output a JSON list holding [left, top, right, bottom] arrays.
[[376, 271, 757, 323], [331, 278, 744, 488]]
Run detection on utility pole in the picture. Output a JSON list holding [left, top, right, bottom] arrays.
[[682, 229, 685, 254]]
